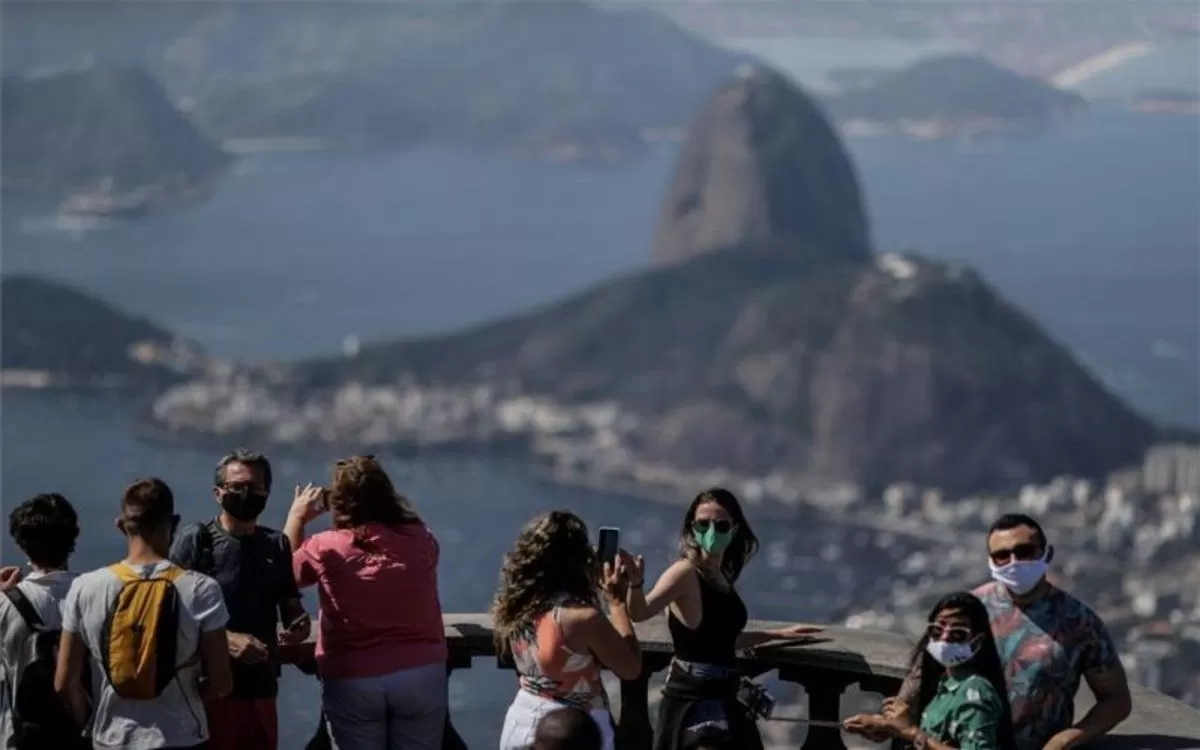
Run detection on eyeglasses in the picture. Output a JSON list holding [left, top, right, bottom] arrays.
[[926, 622, 974, 643], [988, 542, 1043, 565], [693, 519, 733, 534]]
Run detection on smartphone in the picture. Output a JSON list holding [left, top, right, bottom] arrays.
[[315, 488, 330, 513], [597, 527, 620, 568]]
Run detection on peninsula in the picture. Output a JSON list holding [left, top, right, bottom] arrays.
[[144, 66, 1156, 496], [1, 66, 230, 213], [0, 275, 208, 390], [824, 55, 1088, 140]]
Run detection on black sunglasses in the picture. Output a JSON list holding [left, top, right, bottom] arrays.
[[693, 519, 734, 534], [926, 622, 974, 643], [989, 542, 1043, 565]]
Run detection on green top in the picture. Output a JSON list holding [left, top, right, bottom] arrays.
[[919, 672, 1006, 750]]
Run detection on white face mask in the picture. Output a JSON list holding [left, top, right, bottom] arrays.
[[989, 549, 1050, 595], [925, 638, 979, 668]]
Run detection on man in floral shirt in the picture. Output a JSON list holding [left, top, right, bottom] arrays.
[[896, 514, 1131, 750]]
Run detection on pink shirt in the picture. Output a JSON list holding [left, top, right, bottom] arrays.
[[294, 521, 448, 679]]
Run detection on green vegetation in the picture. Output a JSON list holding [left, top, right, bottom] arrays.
[[0, 275, 190, 384]]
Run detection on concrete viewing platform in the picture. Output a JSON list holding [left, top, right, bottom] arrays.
[[282, 614, 1200, 750]]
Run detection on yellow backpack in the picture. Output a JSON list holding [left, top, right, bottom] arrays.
[[102, 563, 193, 700]]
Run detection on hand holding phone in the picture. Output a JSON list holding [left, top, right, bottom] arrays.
[[597, 527, 620, 568]]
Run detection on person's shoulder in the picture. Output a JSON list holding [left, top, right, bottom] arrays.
[[667, 558, 697, 575], [65, 566, 120, 601], [561, 601, 605, 630], [1050, 587, 1110, 631], [971, 581, 1007, 606], [73, 566, 119, 588], [177, 518, 216, 543], [176, 568, 220, 595], [1051, 586, 1099, 615], [960, 674, 1005, 708], [291, 528, 344, 560], [176, 569, 225, 607], [172, 519, 216, 555]]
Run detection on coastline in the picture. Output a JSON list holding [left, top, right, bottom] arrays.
[[1050, 41, 1156, 89]]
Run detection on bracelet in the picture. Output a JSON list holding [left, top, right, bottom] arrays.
[[629, 581, 644, 589]]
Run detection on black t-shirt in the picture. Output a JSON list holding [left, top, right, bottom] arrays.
[[169, 516, 301, 700]]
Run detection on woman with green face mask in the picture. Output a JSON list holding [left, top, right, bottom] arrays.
[[621, 489, 823, 750]]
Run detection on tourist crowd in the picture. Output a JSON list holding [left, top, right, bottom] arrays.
[[0, 450, 1133, 750]]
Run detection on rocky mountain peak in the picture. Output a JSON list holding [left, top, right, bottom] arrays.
[[652, 65, 873, 267]]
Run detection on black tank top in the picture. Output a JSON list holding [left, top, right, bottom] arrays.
[[667, 570, 748, 667]]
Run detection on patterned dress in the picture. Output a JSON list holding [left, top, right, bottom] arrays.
[[919, 673, 1006, 750], [972, 582, 1121, 750]]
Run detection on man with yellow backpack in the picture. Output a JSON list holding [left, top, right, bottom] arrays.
[[55, 478, 235, 749]]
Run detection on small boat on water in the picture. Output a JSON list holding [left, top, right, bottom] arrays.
[[57, 189, 152, 219]]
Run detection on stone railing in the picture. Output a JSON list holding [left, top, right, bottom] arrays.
[[284, 614, 1200, 750]]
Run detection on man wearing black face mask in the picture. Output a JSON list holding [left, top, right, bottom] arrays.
[[170, 449, 309, 750]]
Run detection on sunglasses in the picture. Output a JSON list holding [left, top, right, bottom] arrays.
[[693, 519, 734, 534], [988, 542, 1043, 566], [926, 622, 975, 643]]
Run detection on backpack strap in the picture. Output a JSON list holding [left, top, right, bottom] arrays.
[[3, 587, 44, 632]]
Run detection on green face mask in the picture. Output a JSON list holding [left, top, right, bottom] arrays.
[[693, 524, 735, 554]]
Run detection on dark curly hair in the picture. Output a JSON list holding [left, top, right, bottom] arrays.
[[678, 488, 759, 582], [491, 510, 598, 654], [910, 592, 1016, 750], [9, 493, 80, 569], [329, 456, 421, 546]]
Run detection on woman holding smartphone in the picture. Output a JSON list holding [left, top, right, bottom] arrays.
[[493, 510, 642, 750], [286, 456, 448, 750], [622, 488, 822, 750]]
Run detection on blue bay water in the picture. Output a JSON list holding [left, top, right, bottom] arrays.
[[1, 101, 1198, 746]]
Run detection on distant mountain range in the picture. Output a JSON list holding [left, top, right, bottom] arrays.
[[133, 66, 1159, 495], [4, 1, 753, 164]]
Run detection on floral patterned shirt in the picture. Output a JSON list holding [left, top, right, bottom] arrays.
[[919, 673, 1005, 750], [975, 582, 1121, 750]]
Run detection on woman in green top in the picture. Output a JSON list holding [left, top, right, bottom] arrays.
[[844, 592, 1016, 750]]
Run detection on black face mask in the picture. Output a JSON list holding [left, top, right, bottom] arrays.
[[220, 488, 268, 522]]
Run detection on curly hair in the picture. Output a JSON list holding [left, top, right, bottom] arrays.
[[678, 487, 759, 582], [491, 510, 598, 654], [10, 493, 80, 569]]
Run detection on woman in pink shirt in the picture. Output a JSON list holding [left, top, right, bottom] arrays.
[[285, 455, 448, 750]]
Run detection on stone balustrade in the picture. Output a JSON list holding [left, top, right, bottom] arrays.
[[282, 614, 1200, 750]]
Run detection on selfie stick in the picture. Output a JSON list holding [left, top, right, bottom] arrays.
[[764, 717, 843, 728]]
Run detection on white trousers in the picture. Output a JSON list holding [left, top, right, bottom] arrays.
[[498, 689, 615, 750]]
